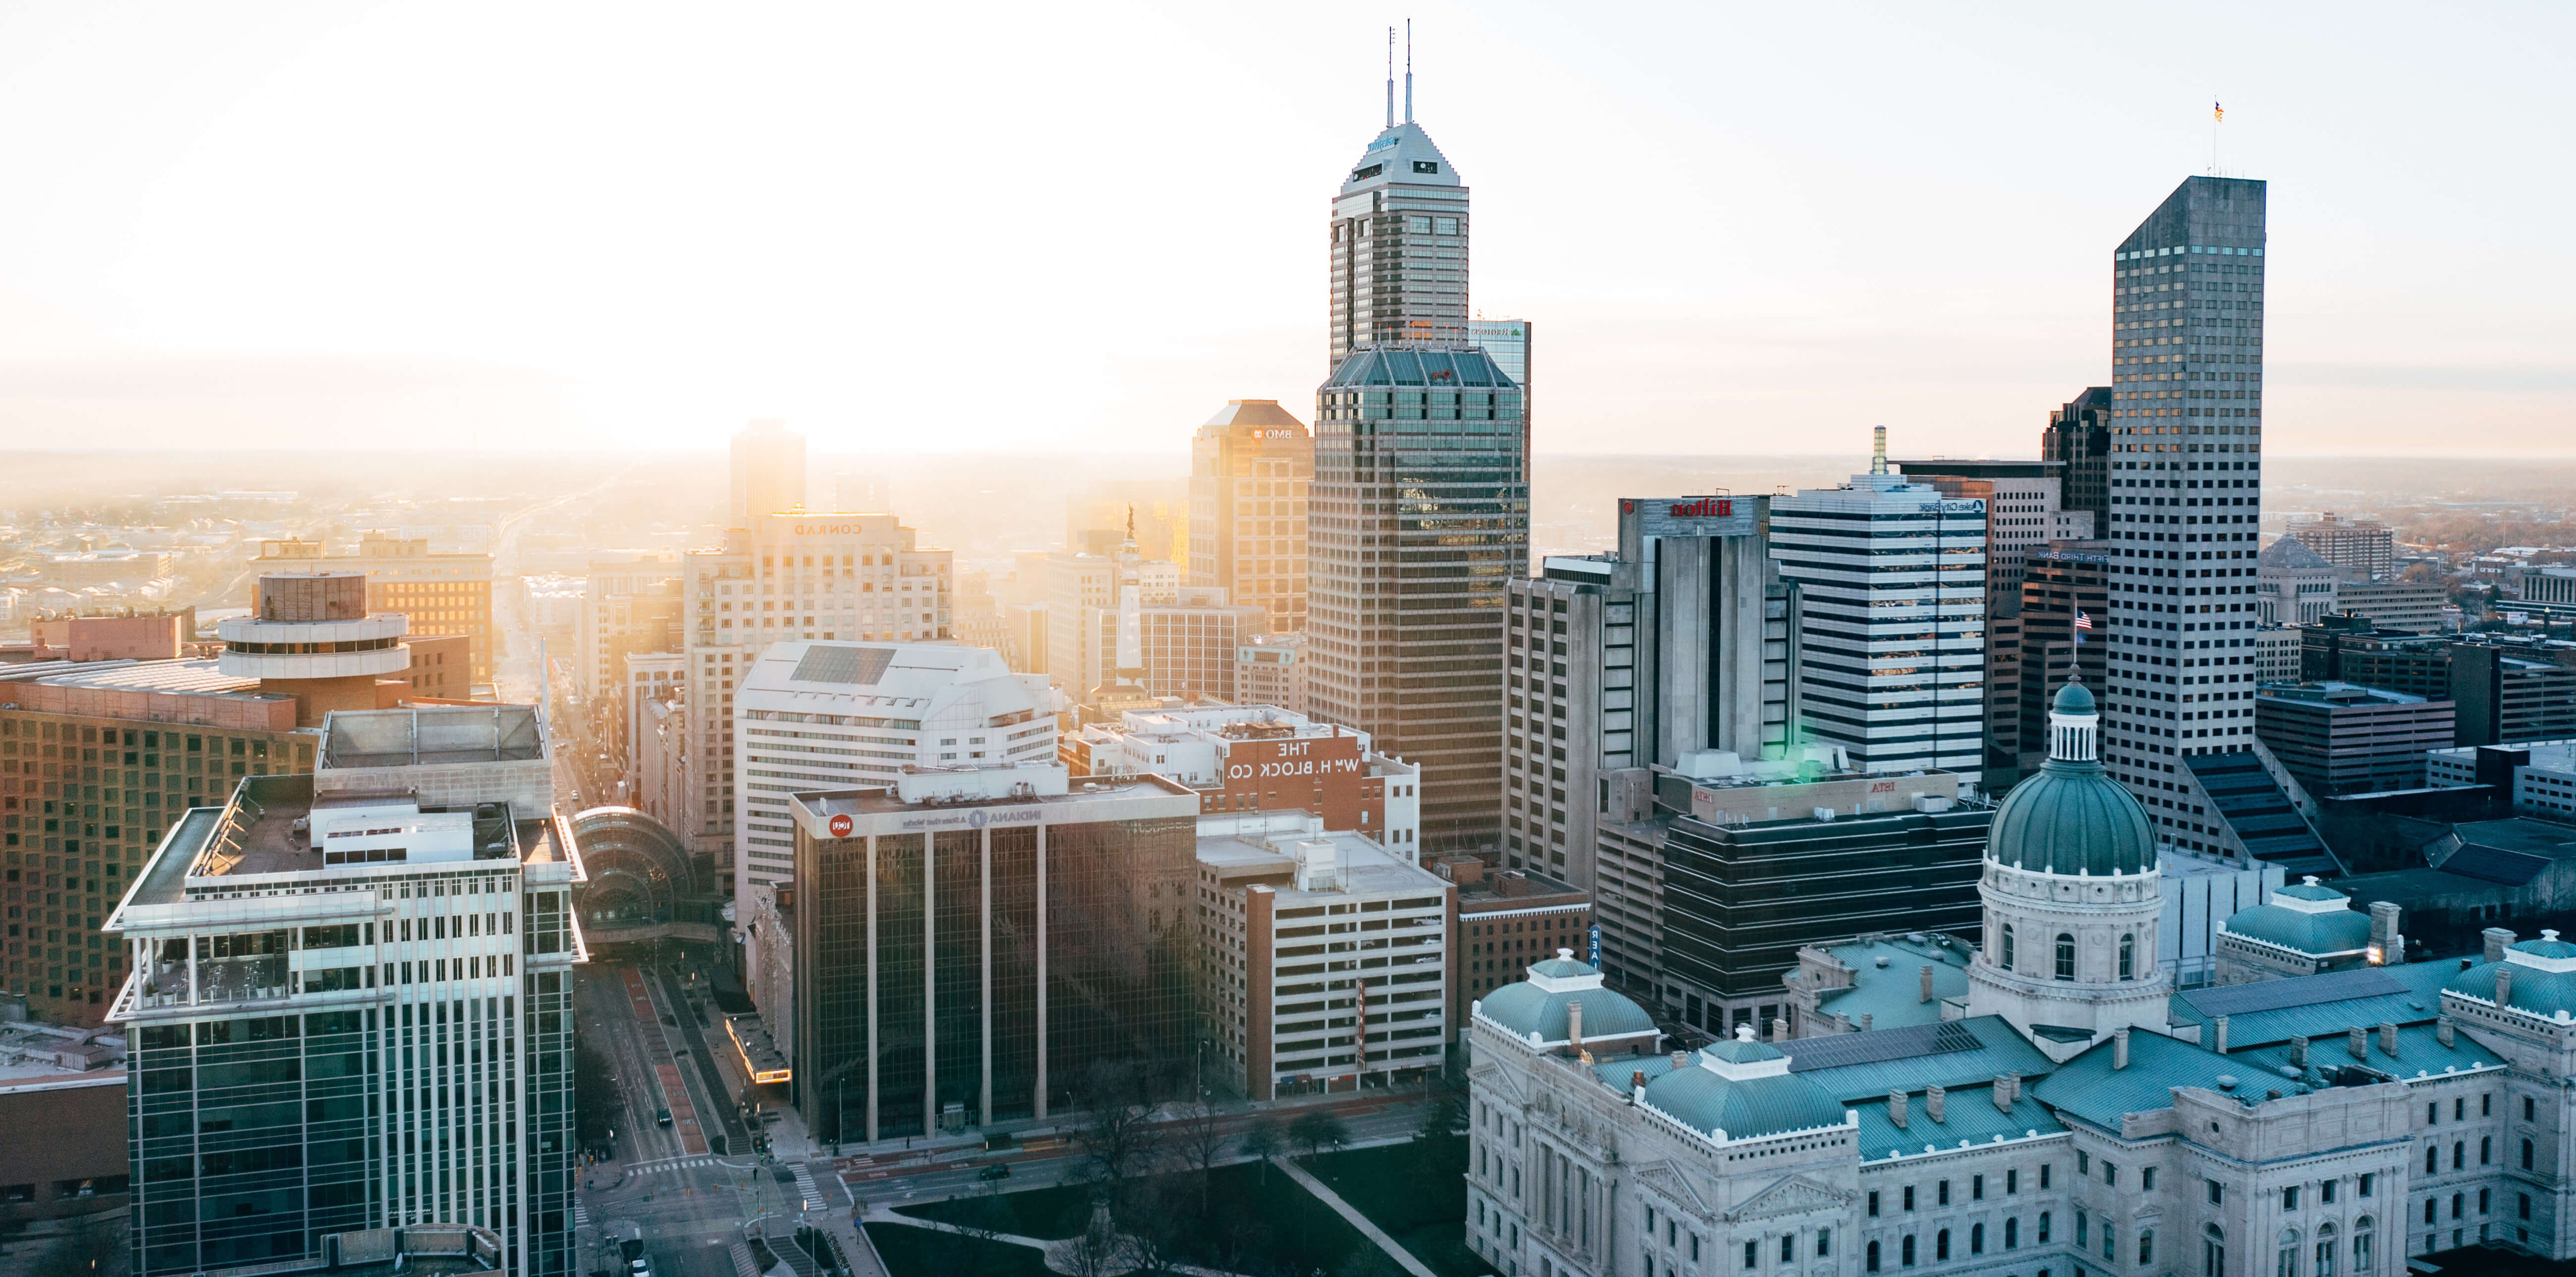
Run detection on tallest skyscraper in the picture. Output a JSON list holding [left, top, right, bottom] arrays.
[[2098, 175, 2269, 857], [1306, 45, 1526, 854]]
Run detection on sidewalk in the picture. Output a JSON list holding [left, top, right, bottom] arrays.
[[1271, 1157, 1440, 1277]]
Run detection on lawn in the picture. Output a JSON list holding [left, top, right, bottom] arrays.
[[894, 1159, 1391, 1277], [1302, 1139, 1485, 1277], [862, 1222, 1053, 1277]]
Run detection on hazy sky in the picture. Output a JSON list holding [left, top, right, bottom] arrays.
[[1, 1, 2570, 460]]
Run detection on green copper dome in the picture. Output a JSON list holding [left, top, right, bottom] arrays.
[[2447, 932, 2576, 1021], [1639, 1029, 1847, 1143], [1989, 677, 2157, 876], [1475, 953, 1660, 1046]]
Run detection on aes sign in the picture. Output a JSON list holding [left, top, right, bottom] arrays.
[[1626, 496, 1756, 539]]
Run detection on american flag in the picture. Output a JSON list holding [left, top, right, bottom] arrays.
[[2075, 610, 2093, 643]]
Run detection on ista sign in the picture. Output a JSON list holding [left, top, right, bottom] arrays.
[[1626, 496, 1755, 540]]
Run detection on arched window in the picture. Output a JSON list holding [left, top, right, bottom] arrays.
[[2278, 1227, 2300, 1277], [1866, 1239, 1881, 1273], [1970, 1223, 1985, 1255], [2525, 1138, 2536, 1170], [2425, 1144, 2439, 1175], [2353, 1218, 2373, 1274], [2140, 1228, 2155, 1266], [2002, 924, 2016, 971], [2316, 1223, 2337, 1277], [2423, 1199, 2436, 1226], [2205, 1224, 2227, 1277], [1901, 1234, 1915, 1267], [2481, 1136, 2492, 1165], [2119, 933, 2136, 980], [1937, 1228, 1951, 1261], [2004, 1217, 2018, 1249], [2055, 933, 2077, 981]]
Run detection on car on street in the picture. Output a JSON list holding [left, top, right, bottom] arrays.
[[656, 1108, 672, 1127], [977, 1165, 1011, 1181], [629, 1258, 654, 1277]]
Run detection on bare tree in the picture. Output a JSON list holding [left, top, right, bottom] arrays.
[[1288, 1108, 1350, 1161], [1071, 1059, 1166, 1192], [1238, 1117, 1284, 1187], [1171, 1100, 1230, 1211]]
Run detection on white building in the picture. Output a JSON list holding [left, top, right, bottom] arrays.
[[731, 639, 1053, 894], [1771, 437, 1988, 774], [680, 513, 953, 876], [1192, 812, 1450, 1099], [1469, 681, 2561, 1277], [1065, 702, 1419, 853], [2257, 537, 2340, 626], [105, 705, 585, 1277]]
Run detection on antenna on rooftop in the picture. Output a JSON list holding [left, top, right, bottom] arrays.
[[1384, 27, 1395, 129], [1404, 19, 1414, 123]]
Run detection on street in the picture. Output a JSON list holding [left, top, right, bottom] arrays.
[[572, 957, 1436, 1277]]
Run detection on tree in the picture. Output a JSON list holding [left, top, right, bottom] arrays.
[[1238, 1117, 1284, 1186], [1171, 1100, 1230, 1210], [1288, 1108, 1350, 1160], [31, 1211, 126, 1277], [1071, 1059, 1165, 1191]]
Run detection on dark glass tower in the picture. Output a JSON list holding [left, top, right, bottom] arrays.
[[2043, 386, 2114, 532], [1308, 348, 1525, 853], [2099, 175, 2267, 856]]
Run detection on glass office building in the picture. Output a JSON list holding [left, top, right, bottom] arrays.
[[790, 773, 1201, 1143]]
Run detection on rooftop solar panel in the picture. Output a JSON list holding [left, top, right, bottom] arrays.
[[1783, 1021, 1984, 1072], [2180, 967, 2405, 1019], [792, 645, 895, 686]]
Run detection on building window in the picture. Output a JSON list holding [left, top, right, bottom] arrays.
[[2119, 933, 2136, 980], [2055, 933, 2076, 980], [2002, 925, 2016, 970]]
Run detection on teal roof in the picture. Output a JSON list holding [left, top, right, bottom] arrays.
[[2446, 944, 2576, 1021], [2225, 1023, 2502, 1084], [1704, 1036, 1787, 1066], [1813, 936, 1976, 1031], [1852, 1089, 2066, 1161], [1528, 956, 1595, 979], [2223, 903, 2373, 956], [2276, 881, 2346, 902], [2031, 1029, 2306, 1130], [2168, 962, 2453, 1048], [1783, 1017, 2059, 1104], [2053, 681, 2096, 715], [1641, 1060, 1848, 1142], [1987, 756, 2156, 876], [1475, 968, 1658, 1045]]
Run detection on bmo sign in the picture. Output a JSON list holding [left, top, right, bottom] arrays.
[[1626, 496, 1756, 539]]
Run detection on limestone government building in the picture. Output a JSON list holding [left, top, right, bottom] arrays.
[[1468, 680, 2576, 1277]]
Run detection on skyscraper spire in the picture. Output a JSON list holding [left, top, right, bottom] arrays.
[[1404, 19, 1414, 123], [1385, 26, 1395, 129]]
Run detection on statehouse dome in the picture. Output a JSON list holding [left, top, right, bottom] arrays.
[[1988, 678, 2157, 877]]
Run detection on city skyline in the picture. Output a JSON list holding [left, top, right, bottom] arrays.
[[0, 4, 2568, 459]]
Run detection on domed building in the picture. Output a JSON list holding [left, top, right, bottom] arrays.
[[2214, 875, 2405, 983], [1468, 673, 2564, 1277], [1966, 679, 2174, 1061]]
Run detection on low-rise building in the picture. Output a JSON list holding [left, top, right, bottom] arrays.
[[0, 1006, 127, 1224], [2257, 681, 2458, 795], [1062, 703, 1419, 856], [2428, 739, 2576, 821], [1436, 854, 1589, 1048], [2257, 536, 2340, 625], [2213, 875, 2403, 983], [1192, 811, 1447, 1099]]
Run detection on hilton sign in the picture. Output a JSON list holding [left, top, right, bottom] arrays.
[[1626, 496, 1756, 539]]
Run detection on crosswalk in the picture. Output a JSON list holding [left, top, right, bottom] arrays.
[[632, 1157, 721, 1176], [790, 1163, 821, 1211], [573, 1203, 591, 1229]]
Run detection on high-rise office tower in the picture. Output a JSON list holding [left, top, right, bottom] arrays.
[[105, 704, 580, 1277], [729, 418, 807, 526], [2289, 512, 2396, 580], [1465, 318, 1530, 407], [1188, 400, 1313, 633], [1500, 497, 1795, 886], [2043, 387, 2114, 534], [1310, 348, 1525, 852], [1309, 63, 1525, 853], [2100, 176, 2266, 858], [1772, 432, 1989, 774], [1327, 55, 1469, 368]]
